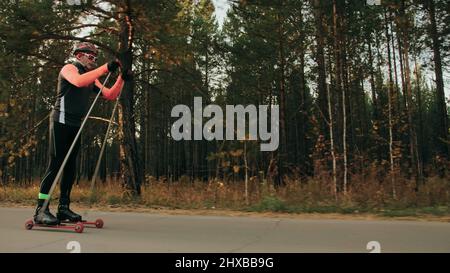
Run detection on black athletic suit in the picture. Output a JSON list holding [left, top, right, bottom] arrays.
[[39, 62, 101, 204]]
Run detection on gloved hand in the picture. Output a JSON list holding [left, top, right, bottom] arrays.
[[107, 60, 121, 73], [121, 69, 133, 81]]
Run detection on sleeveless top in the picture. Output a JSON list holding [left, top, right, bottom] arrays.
[[52, 62, 101, 127]]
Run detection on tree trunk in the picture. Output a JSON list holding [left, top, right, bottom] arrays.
[[333, 0, 347, 194], [428, 0, 449, 160], [311, 0, 328, 134], [397, 34, 408, 112], [390, 19, 401, 114], [327, 81, 337, 201], [399, 0, 422, 188], [414, 54, 425, 171], [385, 9, 397, 199], [367, 34, 384, 164], [117, 4, 142, 196], [276, 4, 287, 186]]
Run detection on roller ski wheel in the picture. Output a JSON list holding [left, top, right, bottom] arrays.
[[95, 219, 104, 229], [25, 219, 34, 230], [74, 223, 84, 233]]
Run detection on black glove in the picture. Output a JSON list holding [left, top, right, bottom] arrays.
[[121, 69, 133, 81], [107, 60, 121, 73]]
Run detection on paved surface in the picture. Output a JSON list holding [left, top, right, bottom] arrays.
[[0, 207, 449, 253]]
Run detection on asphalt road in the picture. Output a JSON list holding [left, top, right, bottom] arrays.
[[0, 207, 449, 253]]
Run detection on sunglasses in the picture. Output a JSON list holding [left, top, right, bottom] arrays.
[[82, 52, 98, 62]]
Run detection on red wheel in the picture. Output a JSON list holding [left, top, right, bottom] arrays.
[[95, 219, 104, 229], [25, 220, 34, 230], [74, 223, 84, 233]]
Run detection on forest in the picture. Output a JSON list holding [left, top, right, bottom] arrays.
[[0, 0, 449, 212]]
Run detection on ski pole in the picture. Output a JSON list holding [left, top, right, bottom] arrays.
[[40, 72, 112, 214], [89, 88, 122, 194]]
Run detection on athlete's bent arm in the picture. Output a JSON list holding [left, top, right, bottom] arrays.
[[95, 76, 124, 101], [60, 63, 109, 88], [60, 61, 120, 88]]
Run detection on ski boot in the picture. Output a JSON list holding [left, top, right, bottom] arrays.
[[34, 200, 60, 226], [57, 199, 82, 222]]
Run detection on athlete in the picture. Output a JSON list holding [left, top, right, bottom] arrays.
[[34, 42, 131, 225]]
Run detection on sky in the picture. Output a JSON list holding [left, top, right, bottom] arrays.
[[211, 0, 231, 27]]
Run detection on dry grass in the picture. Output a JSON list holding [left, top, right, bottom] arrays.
[[0, 175, 449, 217]]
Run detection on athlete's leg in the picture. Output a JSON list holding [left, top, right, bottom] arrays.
[[57, 128, 82, 222], [35, 120, 71, 225]]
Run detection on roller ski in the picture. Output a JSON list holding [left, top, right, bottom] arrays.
[[25, 200, 84, 233]]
